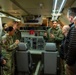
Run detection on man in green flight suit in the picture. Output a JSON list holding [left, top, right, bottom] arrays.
[[47, 20, 64, 48]]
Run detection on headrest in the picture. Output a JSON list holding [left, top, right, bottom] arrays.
[[45, 43, 57, 51], [18, 42, 28, 51]]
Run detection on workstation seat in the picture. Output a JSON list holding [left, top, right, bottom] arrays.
[[41, 43, 58, 75], [16, 42, 34, 75]]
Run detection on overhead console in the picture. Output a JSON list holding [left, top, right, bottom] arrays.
[[22, 15, 43, 25]]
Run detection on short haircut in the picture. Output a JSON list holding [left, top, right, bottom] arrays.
[[52, 20, 58, 23], [63, 25, 70, 32], [2, 23, 6, 28], [5, 26, 13, 32], [68, 7, 76, 17]]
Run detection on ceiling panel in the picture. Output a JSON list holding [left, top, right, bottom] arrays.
[[0, 0, 26, 17], [12, 0, 53, 16], [0, 0, 75, 20]]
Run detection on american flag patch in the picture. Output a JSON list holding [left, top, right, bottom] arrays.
[[3, 40, 6, 43]]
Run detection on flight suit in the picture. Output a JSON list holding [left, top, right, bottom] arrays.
[[47, 26, 64, 48], [47, 26, 64, 75], [1, 34, 18, 75]]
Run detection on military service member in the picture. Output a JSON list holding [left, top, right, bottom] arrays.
[[1, 23, 8, 36], [1, 26, 19, 75], [47, 20, 64, 46]]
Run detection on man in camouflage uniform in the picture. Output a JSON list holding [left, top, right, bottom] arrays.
[[47, 20, 64, 47], [1, 23, 8, 36], [1, 26, 19, 75]]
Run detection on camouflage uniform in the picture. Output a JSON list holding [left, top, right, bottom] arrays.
[[13, 29, 21, 42], [1, 34, 18, 75]]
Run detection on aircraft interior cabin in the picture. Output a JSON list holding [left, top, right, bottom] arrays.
[[0, 0, 76, 75]]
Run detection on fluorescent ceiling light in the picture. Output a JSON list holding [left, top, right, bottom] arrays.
[[8, 16, 21, 21], [55, 0, 66, 20], [0, 13, 6, 17], [0, 12, 20, 21], [51, 13, 61, 16], [52, 0, 58, 20], [58, 0, 65, 13], [16, 19, 21, 21], [53, 0, 58, 13]]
